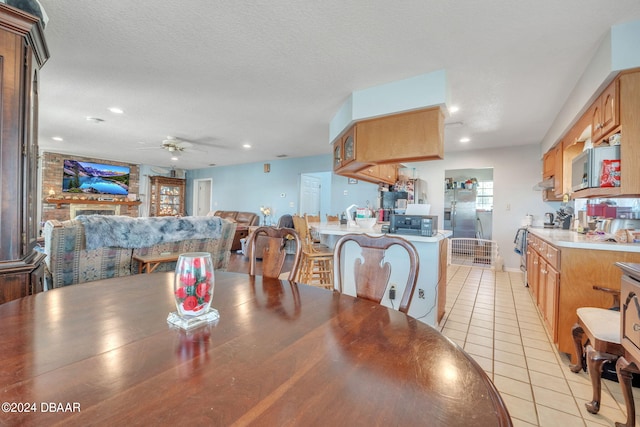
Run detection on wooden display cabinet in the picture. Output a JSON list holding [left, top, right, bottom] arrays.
[[149, 176, 186, 216], [0, 4, 49, 304]]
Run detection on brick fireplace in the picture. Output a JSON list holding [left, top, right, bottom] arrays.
[[69, 204, 121, 219], [41, 152, 141, 223]]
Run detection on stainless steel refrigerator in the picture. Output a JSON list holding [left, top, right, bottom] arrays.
[[443, 188, 477, 238]]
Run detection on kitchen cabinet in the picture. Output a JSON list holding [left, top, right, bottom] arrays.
[[526, 234, 559, 342], [590, 78, 619, 144], [541, 145, 562, 201], [547, 69, 640, 200], [0, 4, 49, 304], [149, 176, 186, 216], [332, 107, 443, 184], [333, 126, 356, 169], [527, 230, 640, 362]]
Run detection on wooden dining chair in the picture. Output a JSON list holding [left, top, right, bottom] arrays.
[[326, 214, 340, 224], [569, 286, 623, 415], [292, 215, 334, 289], [247, 227, 302, 281], [333, 233, 419, 313]]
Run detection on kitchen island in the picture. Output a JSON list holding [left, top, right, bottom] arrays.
[[525, 227, 640, 360], [311, 223, 451, 327]]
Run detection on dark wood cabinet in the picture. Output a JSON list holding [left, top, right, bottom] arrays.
[[149, 176, 186, 216], [0, 4, 49, 304]]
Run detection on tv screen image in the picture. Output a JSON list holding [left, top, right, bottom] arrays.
[[62, 159, 130, 195]]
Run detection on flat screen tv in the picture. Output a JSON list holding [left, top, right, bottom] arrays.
[[62, 159, 130, 196]]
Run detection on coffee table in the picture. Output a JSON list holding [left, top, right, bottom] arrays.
[[132, 252, 180, 273]]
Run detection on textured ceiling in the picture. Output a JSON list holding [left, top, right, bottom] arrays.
[[35, 1, 640, 169]]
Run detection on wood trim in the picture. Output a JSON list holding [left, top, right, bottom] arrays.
[[45, 198, 142, 209]]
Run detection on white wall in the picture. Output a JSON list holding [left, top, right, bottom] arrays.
[[413, 143, 562, 271], [184, 143, 560, 271]]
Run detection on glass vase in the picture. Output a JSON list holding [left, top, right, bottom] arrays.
[[168, 252, 219, 329]]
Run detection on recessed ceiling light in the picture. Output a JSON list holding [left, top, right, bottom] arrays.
[[108, 107, 124, 114], [86, 116, 104, 123], [449, 105, 460, 114], [459, 137, 471, 143], [52, 136, 63, 142], [170, 155, 179, 161], [242, 144, 252, 149]]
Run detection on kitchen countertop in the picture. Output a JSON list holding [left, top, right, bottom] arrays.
[[527, 227, 640, 253], [310, 223, 451, 243]]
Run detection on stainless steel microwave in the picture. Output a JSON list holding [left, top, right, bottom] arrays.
[[571, 145, 620, 192]]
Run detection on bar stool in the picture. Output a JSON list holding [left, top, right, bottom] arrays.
[[292, 215, 333, 289]]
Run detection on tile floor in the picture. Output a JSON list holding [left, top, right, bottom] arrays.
[[439, 264, 640, 426]]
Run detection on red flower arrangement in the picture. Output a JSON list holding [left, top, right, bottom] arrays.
[[174, 253, 214, 317]]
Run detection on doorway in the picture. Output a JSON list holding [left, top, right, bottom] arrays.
[[193, 178, 212, 216], [444, 168, 493, 239], [299, 172, 332, 218]]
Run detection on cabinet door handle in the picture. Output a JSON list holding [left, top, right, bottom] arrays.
[[634, 324, 640, 332]]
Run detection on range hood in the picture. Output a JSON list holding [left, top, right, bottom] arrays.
[[533, 177, 555, 191]]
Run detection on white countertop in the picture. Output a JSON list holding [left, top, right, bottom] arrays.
[[311, 223, 451, 243], [527, 227, 640, 253]]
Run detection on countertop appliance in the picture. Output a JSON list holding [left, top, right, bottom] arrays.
[[389, 214, 437, 237], [544, 213, 554, 227], [571, 145, 620, 192], [444, 187, 477, 238]]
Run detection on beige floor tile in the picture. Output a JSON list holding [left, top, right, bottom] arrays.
[[494, 374, 533, 401], [442, 319, 468, 333], [536, 404, 587, 427], [529, 370, 572, 395], [494, 349, 527, 368], [533, 385, 582, 416], [577, 401, 626, 426], [494, 339, 525, 356], [495, 330, 522, 345], [441, 327, 467, 342], [471, 312, 494, 323], [494, 360, 530, 383], [470, 318, 494, 329], [522, 336, 553, 352], [464, 342, 493, 359], [501, 393, 538, 425], [526, 357, 564, 378], [469, 353, 493, 374], [468, 325, 494, 338], [465, 333, 493, 348], [525, 350, 559, 368], [494, 322, 521, 335]]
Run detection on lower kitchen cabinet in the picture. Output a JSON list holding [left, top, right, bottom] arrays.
[[527, 234, 559, 342], [527, 230, 640, 363]]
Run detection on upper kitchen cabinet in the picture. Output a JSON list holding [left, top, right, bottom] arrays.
[[332, 107, 444, 184], [590, 79, 619, 145], [542, 145, 562, 201]]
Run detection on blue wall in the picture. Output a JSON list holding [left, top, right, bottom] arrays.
[[185, 154, 379, 222]]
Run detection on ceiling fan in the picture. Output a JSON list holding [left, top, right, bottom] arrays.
[[137, 137, 205, 154]]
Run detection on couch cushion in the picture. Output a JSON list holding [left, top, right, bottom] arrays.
[[215, 211, 238, 220], [235, 212, 258, 225]]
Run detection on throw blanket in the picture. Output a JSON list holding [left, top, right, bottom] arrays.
[[76, 215, 224, 250]]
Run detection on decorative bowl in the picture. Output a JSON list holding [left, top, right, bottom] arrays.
[[356, 218, 377, 229]]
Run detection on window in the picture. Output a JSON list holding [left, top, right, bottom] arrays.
[[476, 181, 493, 211]]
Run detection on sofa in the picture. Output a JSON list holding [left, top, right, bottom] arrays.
[[43, 215, 237, 289], [210, 210, 259, 251]]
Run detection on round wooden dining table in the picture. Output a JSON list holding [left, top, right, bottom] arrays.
[[0, 271, 511, 426]]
